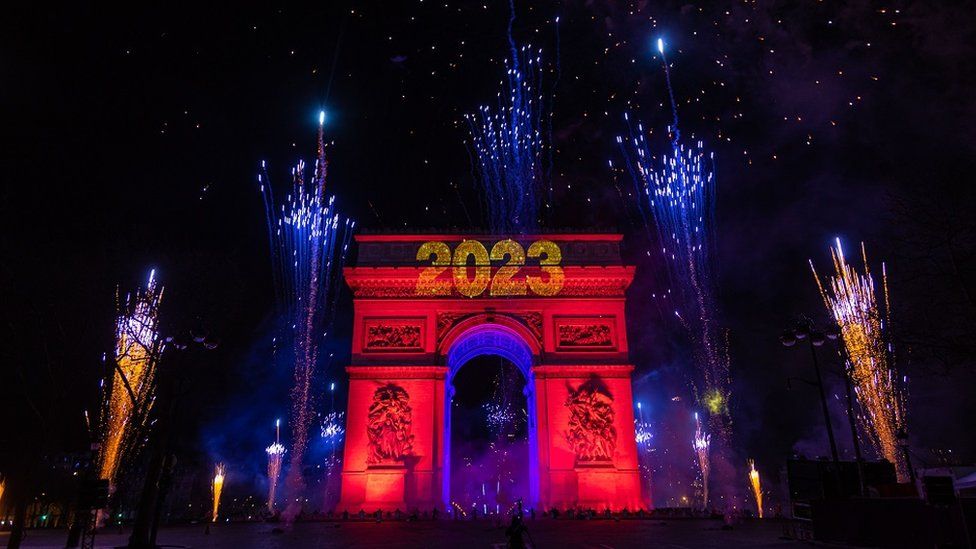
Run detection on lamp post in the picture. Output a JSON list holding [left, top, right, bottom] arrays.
[[896, 428, 916, 484], [832, 328, 867, 497], [781, 321, 840, 465]]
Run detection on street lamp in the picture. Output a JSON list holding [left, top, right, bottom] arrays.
[[895, 428, 916, 484], [826, 325, 868, 497], [784, 318, 877, 497], [781, 320, 840, 466]]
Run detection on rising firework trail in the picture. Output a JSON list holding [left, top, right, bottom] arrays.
[[211, 463, 226, 523], [259, 113, 354, 518], [748, 459, 763, 518], [616, 39, 731, 436], [464, 2, 551, 232], [634, 402, 654, 501], [693, 413, 711, 509], [811, 239, 909, 480], [320, 410, 346, 506], [266, 419, 286, 513], [99, 269, 165, 486]]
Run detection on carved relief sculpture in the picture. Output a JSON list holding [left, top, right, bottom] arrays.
[[366, 384, 415, 464], [516, 311, 544, 346], [436, 311, 544, 348], [557, 322, 614, 348], [565, 378, 617, 462], [364, 320, 423, 351], [436, 312, 471, 341]]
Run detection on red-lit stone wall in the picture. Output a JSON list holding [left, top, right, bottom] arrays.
[[533, 366, 643, 511]]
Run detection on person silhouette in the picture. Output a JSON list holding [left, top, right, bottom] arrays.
[[506, 500, 532, 549]]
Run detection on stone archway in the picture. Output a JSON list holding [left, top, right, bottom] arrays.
[[338, 234, 646, 512]]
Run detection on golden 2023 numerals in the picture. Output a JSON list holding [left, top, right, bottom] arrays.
[[415, 239, 564, 297]]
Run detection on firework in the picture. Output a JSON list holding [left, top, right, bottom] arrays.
[[693, 413, 711, 509], [320, 410, 346, 505], [320, 411, 345, 445], [635, 405, 654, 448], [266, 419, 286, 513], [464, 7, 550, 233], [99, 269, 165, 485], [485, 402, 517, 432], [634, 402, 654, 502], [0, 475, 5, 513], [484, 362, 524, 437], [811, 239, 909, 480], [748, 459, 762, 518], [211, 463, 225, 522], [616, 40, 730, 434], [320, 411, 345, 473], [259, 114, 354, 514]]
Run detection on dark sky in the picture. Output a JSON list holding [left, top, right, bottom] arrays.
[[3, 1, 975, 505]]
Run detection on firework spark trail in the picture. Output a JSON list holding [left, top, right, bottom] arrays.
[[0, 476, 5, 512], [484, 402, 517, 432], [259, 115, 354, 518], [634, 402, 654, 501], [811, 239, 909, 480], [635, 404, 654, 449], [320, 410, 346, 504], [693, 413, 711, 509], [99, 269, 165, 485], [547, 14, 560, 200], [475, 361, 528, 509], [616, 40, 730, 433], [211, 463, 225, 522], [266, 419, 286, 513], [617, 128, 728, 412], [464, 3, 550, 232], [320, 410, 345, 473], [748, 459, 762, 518], [484, 362, 524, 437], [320, 411, 345, 446]]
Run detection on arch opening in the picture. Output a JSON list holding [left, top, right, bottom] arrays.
[[449, 355, 529, 515], [443, 324, 540, 510]]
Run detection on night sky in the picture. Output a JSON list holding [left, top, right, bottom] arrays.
[[3, 2, 975, 506]]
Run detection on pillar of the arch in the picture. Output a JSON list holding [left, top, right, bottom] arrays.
[[533, 364, 645, 511], [339, 366, 445, 513]]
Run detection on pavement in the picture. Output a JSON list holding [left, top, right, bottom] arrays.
[[2, 518, 810, 548]]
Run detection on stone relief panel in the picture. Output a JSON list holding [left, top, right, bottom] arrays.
[[363, 318, 424, 352], [366, 384, 415, 464], [565, 377, 617, 462], [435, 311, 543, 349], [555, 317, 617, 351]]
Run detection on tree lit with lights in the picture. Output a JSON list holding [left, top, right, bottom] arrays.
[[99, 269, 165, 486]]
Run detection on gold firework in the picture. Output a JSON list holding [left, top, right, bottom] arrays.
[[748, 459, 762, 518], [212, 463, 226, 523], [99, 270, 165, 485], [811, 239, 908, 481]]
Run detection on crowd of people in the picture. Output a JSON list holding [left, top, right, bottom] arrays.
[[315, 505, 695, 523]]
